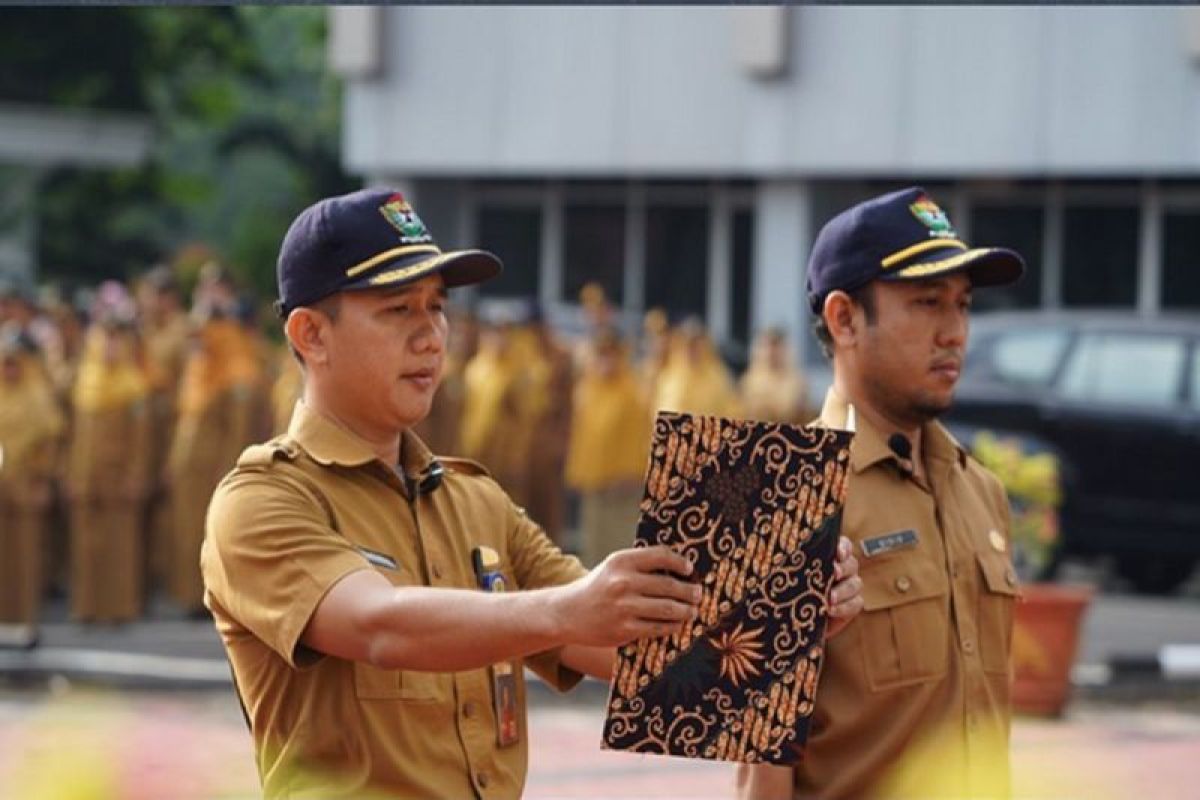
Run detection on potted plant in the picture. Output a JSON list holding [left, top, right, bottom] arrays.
[[971, 431, 1094, 717]]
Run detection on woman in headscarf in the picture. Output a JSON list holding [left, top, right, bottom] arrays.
[[135, 266, 193, 594], [739, 327, 810, 424], [511, 305, 574, 545], [565, 329, 651, 567], [0, 331, 64, 643], [460, 319, 529, 502], [652, 317, 741, 419], [166, 304, 265, 614], [65, 292, 152, 623]]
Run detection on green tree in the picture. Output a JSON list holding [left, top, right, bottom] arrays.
[[0, 6, 352, 297]]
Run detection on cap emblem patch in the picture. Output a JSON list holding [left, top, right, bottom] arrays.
[[909, 196, 957, 239], [380, 194, 433, 244]]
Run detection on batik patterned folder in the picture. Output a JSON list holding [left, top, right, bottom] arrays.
[[601, 411, 853, 765]]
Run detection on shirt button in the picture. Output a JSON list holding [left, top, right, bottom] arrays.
[[895, 576, 912, 593], [476, 771, 490, 789], [963, 639, 976, 655], [463, 701, 477, 719], [951, 563, 960, 579], [431, 563, 443, 580]]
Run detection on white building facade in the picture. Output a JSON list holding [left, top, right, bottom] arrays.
[[334, 6, 1200, 363]]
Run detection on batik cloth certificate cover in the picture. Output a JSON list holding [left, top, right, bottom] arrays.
[[601, 412, 853, 765]]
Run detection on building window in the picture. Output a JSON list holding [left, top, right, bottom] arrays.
[[731, 209, 755, 348], [643, 205, 709, 321], [475, 205, 541, 299], [968, 204, 1044, 311], [562, 203, 625, 305], [1161, 210, 1200, 309], [1061, 205, 1139, 307]]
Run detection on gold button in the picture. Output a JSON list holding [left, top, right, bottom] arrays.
[[476, 771, 490, 789], [963, 639, 976, 654], [895, 576, 912, 593]]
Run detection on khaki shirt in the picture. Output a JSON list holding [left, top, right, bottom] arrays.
[[795, 390, 1017, 799], [201, 401, 588, 799]]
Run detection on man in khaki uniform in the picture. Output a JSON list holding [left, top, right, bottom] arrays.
[[738, 187, 1025, 800], [202, 189, 864, 799]]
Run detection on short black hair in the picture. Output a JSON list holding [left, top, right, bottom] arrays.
[[811, 283, 877, 360]]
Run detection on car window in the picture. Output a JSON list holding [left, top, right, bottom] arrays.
[[988, 328, 1070, 387], [1057, 332, 1185, 408]]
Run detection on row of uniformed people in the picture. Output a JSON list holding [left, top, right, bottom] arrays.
[[0, 266, 272, 634], [0, 271, 813, 633]]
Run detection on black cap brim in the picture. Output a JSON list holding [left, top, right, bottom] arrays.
[[879, 246, 1025, 288], [343, 248, 503, 294]]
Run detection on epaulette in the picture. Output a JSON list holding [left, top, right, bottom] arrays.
[[235, 438, 300, 470], [438, 456, 492, 478]]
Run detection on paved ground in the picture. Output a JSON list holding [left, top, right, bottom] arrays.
[[1, 683, 1198, 799]]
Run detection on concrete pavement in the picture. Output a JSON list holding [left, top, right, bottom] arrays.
[[1, 685, 1198, 799]]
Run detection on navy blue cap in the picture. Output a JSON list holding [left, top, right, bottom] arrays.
[[806, 187, 1024, 313], [276, 187, 502, 316]]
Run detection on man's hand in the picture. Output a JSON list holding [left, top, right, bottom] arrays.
[[826, 536, 863, 639], [553, 546, 702, 648]]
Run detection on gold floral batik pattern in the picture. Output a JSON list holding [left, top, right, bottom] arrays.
[[602, 412, 852, 765]]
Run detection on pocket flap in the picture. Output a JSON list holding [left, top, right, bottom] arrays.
[[977, 551, 1020, 597], [862, 558, 947, 611]]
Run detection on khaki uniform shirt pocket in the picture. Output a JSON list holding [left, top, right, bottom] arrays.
[[975, 551, 1019, 675], [352, 563, 442, 702], [860, 558, 950, 691]]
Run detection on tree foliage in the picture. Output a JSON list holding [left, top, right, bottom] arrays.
[[0, 7, 353, 297]]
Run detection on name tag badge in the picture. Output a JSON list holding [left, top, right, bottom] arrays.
[[861, 529, 919, 558], [358, 547, 398, 571]]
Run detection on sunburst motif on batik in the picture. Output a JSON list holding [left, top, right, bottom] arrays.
[[710, 622, 766, 687]]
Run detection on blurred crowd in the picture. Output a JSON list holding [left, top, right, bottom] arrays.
[[0, 269, 813, 639]]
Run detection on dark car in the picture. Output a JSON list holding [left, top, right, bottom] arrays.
[[944, 310, 1200, 593]]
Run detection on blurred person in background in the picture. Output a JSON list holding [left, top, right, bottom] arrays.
[[653, 316, 741, 419], [565, 328, 651, 566], [135, 265, 193, 594], [739, 327, 810, 424], [573, 281, 618, 368], [37, 287, 88, 408], [64, 283, 151, 623], [637, 306, 672, 402], [513, 302, 574, 545], [0, 329, 64, 646], [461, 312, 529, 501], [166, 279, 265, 616]]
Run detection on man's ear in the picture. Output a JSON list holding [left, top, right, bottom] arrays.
[[285, 308, 331, 367], [822, 290, 860, 349]]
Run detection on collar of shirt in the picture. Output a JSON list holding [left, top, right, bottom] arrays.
[[818, 387, 967, 477], [285, 400, 437, 479]]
